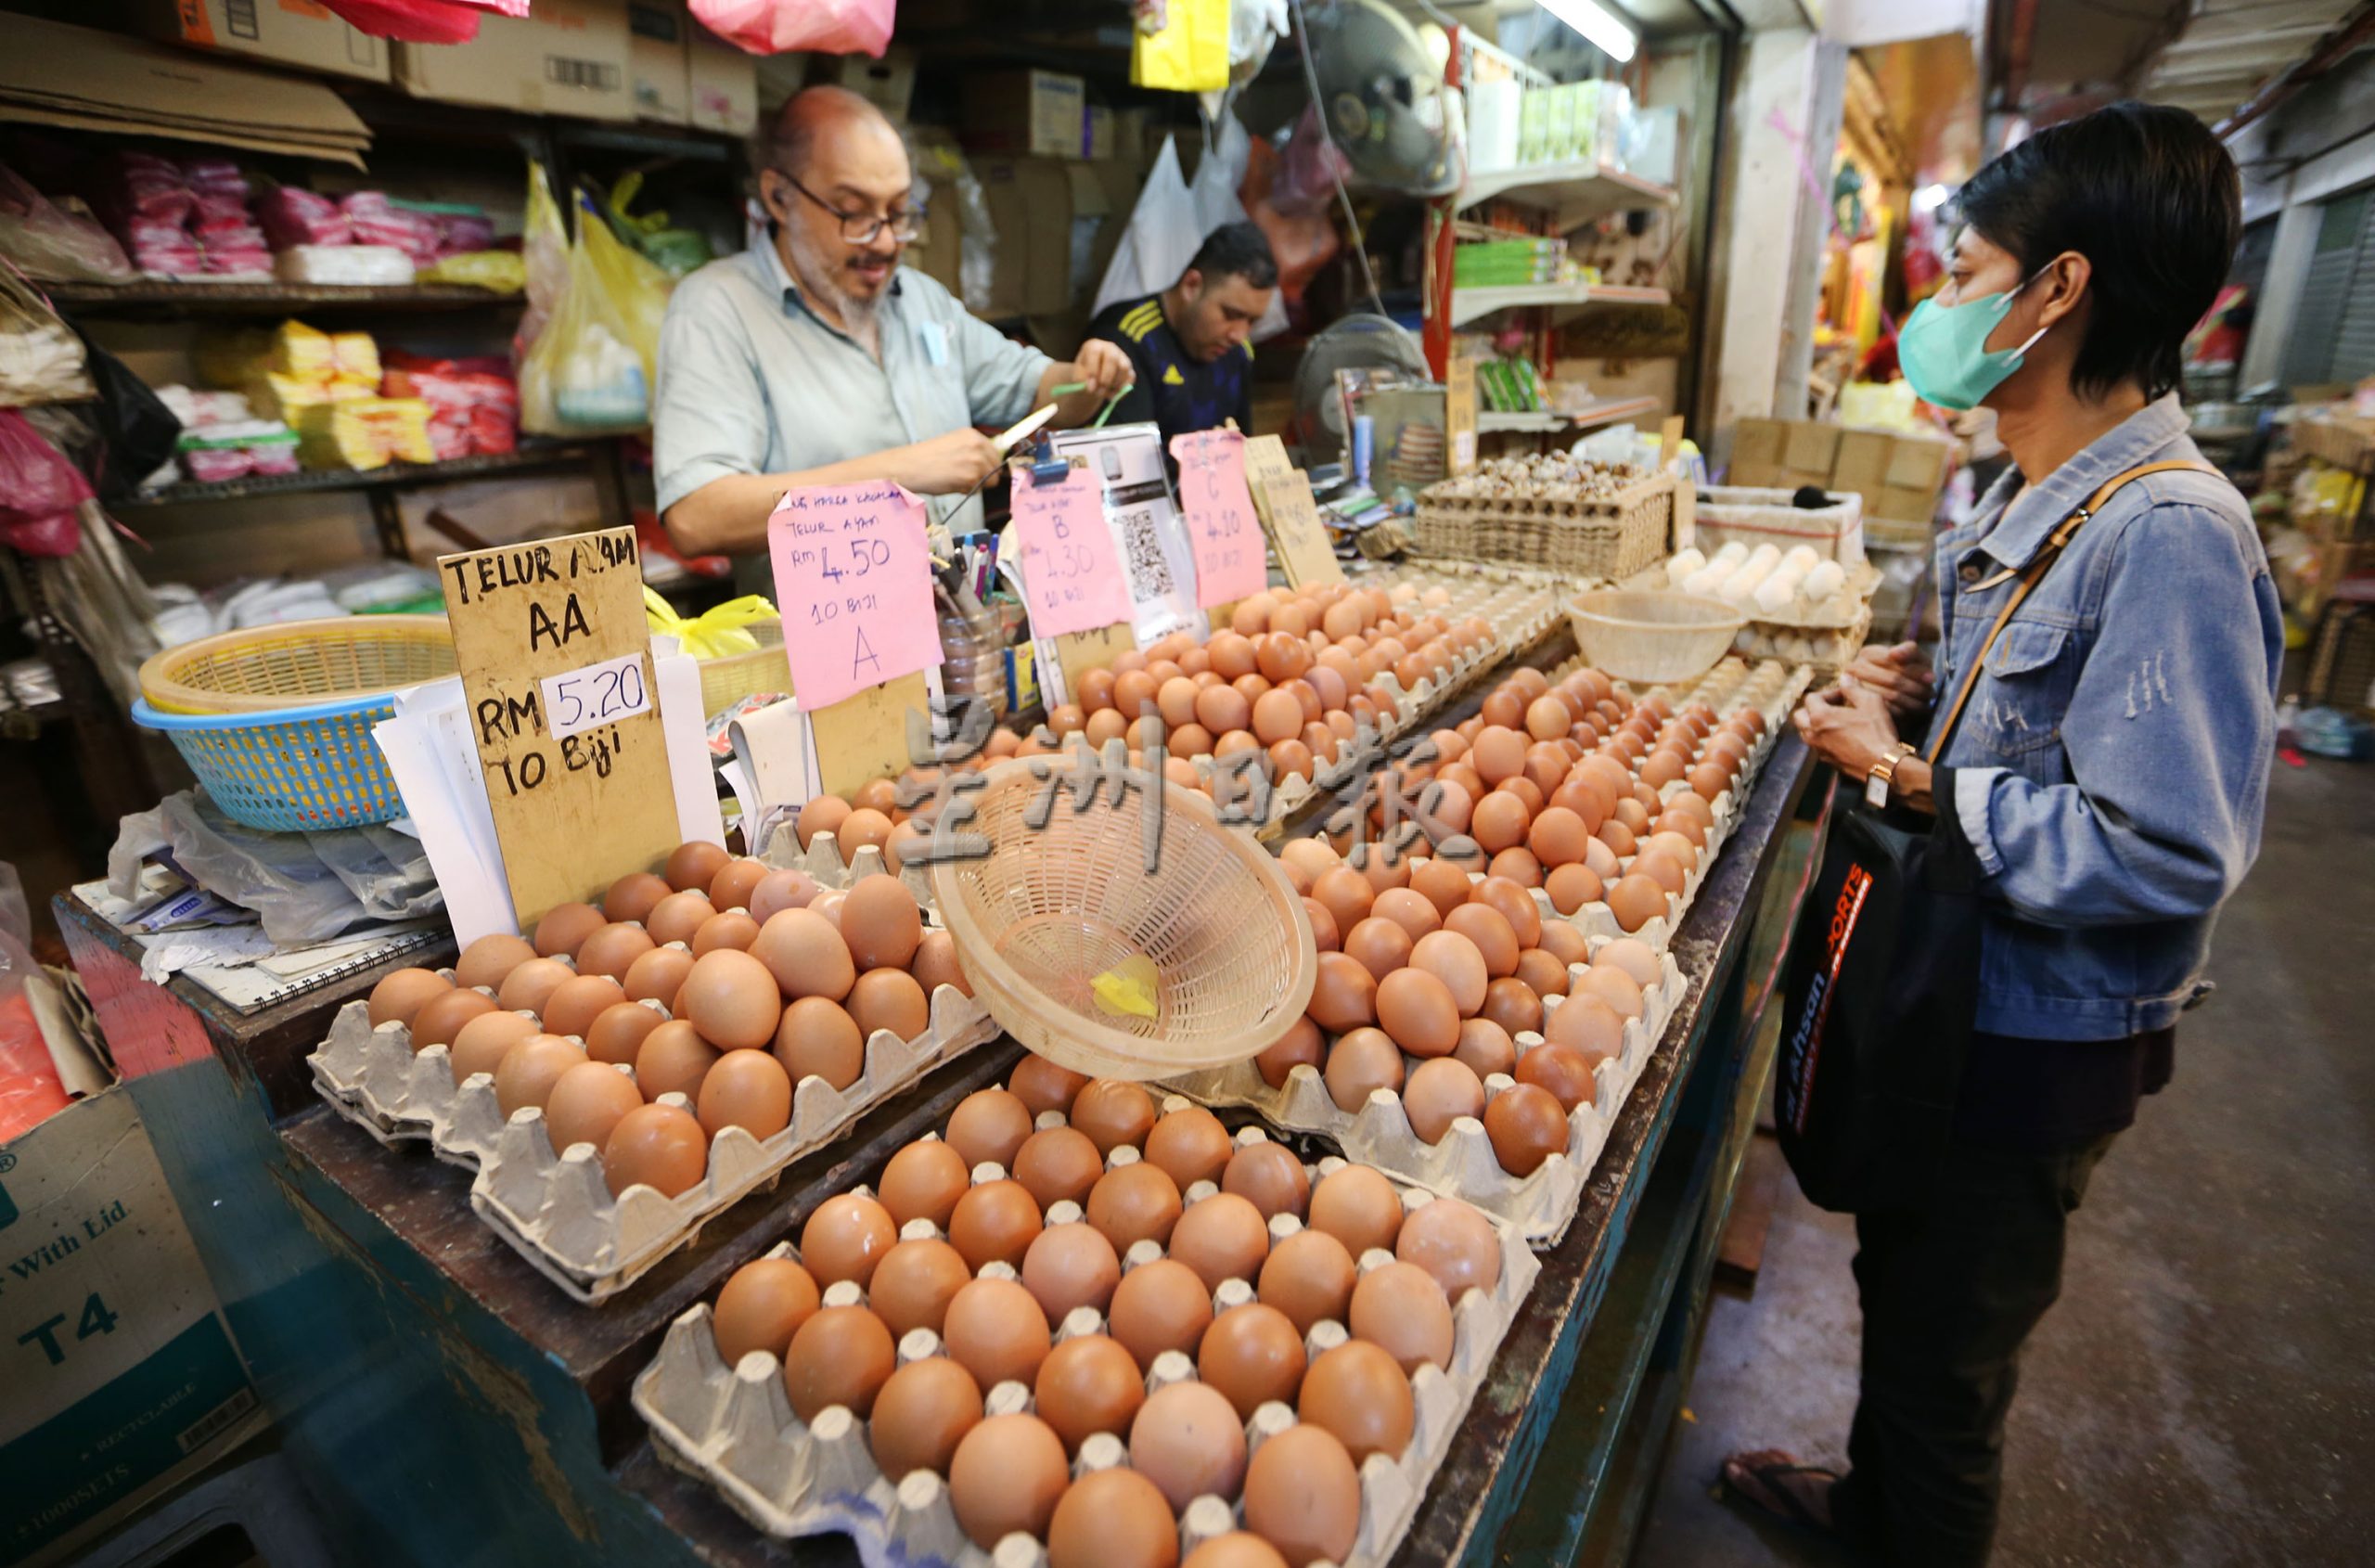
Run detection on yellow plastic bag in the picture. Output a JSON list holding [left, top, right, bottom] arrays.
[[644, 587, 779, 660], [1133, 0, 1231, 92], [420, 251, 527, 292], [296, 397, 435, 470], [520, 185, 674, 434]]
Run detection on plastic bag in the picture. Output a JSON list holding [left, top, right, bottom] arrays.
[[514, 162, 571, 365], [1092, 136, 1196, 318], [520, 190, 674, 434], [0, 163, 133, 283], [316, 0, 482, 43], [421, 251, 526, 293], [1133, 0, 1230, 91], [108, 792, 439, 946], [77, 335, 183, 500], [0, 265, 92, 408], [0, 411, 93, 557], [691, 0, 894, 57]]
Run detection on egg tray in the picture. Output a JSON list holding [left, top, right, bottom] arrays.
[[757, 829, 944, 918], [632, 1112, 1540, 1568], [307, 983, 1001, 1304], [1620, 562, 1881, 631], [1732, 608, 1873, 677], [1160, 945, 1685, 1246]]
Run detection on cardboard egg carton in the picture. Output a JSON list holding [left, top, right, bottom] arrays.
[[757, 829, 943, 914], [634, 1113, 1539, 1568], [1160, 947, 1686, 1245], [308, 981, 999, 1304]]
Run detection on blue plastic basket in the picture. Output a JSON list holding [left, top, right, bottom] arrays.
[[132, 693, 409, 831]]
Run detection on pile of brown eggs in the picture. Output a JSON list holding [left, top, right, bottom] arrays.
[[364, 842, 970, 1204], [702, 1060, 1505, 1568], [1264, 835, 1670, 1179]]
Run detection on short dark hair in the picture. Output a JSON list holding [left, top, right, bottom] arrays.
[[1953, 101, 2240, 402], [1184, 222, 1278, 290]]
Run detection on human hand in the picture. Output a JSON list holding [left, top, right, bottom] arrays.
[[1792, 681, 1905, 780], [1070, 339, 1136, 402], [897, 429, 1003, 495], [1839, 640, 1934, 721]]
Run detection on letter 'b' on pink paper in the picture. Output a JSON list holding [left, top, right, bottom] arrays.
[[1011, 465, 1136, 638], [766, 480, 944, 711], [1170, 428, 1267, 608]]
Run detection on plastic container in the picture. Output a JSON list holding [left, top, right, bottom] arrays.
[[1567, 590, 1745, 684], [136, 614, 454, 714]]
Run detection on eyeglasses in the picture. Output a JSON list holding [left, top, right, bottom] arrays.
[[774, 171, 922, 246]]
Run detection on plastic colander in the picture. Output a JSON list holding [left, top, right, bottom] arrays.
[[1566, 589, 1746, 685]]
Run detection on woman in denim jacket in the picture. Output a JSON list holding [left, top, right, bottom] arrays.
[[1724, 103, 2280, 1564]]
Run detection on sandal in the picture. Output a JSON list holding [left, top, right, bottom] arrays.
[[1719, 1452, 1841, 1536]]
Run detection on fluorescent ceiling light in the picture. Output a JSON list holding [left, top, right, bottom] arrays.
[[1535, 0, 1637, 63]]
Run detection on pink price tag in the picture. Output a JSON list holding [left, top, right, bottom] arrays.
[[1170, 428, 1266, 608], [765, 480, 944, 711], [1010, 465, 1136, 638]]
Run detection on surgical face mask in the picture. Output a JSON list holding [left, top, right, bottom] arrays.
[[1899, 268, 2051, 411]]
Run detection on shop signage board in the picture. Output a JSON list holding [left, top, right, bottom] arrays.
[[1008, 465, 1136, 639], [1447, 353, 1479, 475], [1243, 434, 1343, 589], [1170, 428, 1268, 609], [438, 526, 678, 929]]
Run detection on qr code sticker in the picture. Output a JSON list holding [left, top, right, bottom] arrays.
[[1117, 507, 1175, 597]]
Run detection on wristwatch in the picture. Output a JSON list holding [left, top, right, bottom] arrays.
[[1865, 742, 1919, 809]]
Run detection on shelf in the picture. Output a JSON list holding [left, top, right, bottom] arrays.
[[1477, 395, 1663, 435], [1460, 161, 1678, 230], [45, 280, 522, 317], [1449, 281, 1670, 329], [118, 445, 600, 508]]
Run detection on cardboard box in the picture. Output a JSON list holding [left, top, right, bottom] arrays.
[[1, 1089, 263, 1564], [1874, 484, 1940, 524], [122, 0, 391, 84], [687, 23, 756, 134], [974, 155, 1072, 317], [1731, 418, 1785, 474], [1886, 429, 1953, 492], [394, 0, 635, 122], [1783, 419, 1841, 475], [836, 45, 916, 123], [963, 70, 1087, 160], [626, 0, 688, 124], [1830, 428, 1893, 499], [1111, 107, 1150, 168]]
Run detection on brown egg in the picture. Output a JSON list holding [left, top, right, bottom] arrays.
[[1169, 1193, 1271, 1291], [1366, 889, 1441, 946], [1442, 904, 1519, 980], [1395, 1196, 1503, 1303], [1525, 805, 1589, 869], [1322, 1027, 1405, 1113], [1199, 1303, 1308, 1420], [1606, 874, 1670, 933], [1484, 1083, 1571, 1176], [664, 840, 730, 893], [1514, 947, 1571, 999], [540, 973, 625, 1040], [877, 1138, 969, 1232], [1407, 856, 1473, 920], [712, 1256, 820, 1365], [1472, 876, 1542, 948], [1594, 936, 1662, 989], [367, 967, 450, 1027], [1479, 976, 1544, 1039], [602, 1102, 707, 1197], [1403, 1057, 1486, 1143], [691, 910, 762, 957], [1300, 896, 1339, 953], [704, 856, 766, 913], [1574, 963, 1645, 1022], [1012, 1053, 1091, 1118], [849, 968, 930, 1043], [910, 929, 969, 998], [944, 1087, 1033, 1174], [1145, 1106, 1235, 1191], [1630, 846, 1688, 898], [1242, 1424, 1360, 1567], [751, 908, 856, 1002], [1130, 1380, 1248, 1513], [696, 1049, 793, 1140], [1047, 1466, 1177, 1568], [1033, 1333, 1144, 1458], [869, 1355, 983, 1481], [942, 1277, 1052, 1391], [533, 901, 605, 959], [1444, 1016, 1520, 1078], [622, 944, 695, 1009], [1087, 1163, 1184, 1253], [947, 1177, 1044, 1273], [1516, 1042, 1598, 1112], [1256, 1016, 1325, 1088], [494, 1033, 586, 1118], [1308, 1164, 1404, 1258], [578, 920, 658, 981], [645, 890, 716, 949], [448, 1009, 539, 1084], [676, 949, 780, 1052], [1071, 1079, 1157, 1155], [1543, 992, 1624, 1061], [496, 957, 574, 1017], [1545, 862, 1605, 915], [782, 1305, 895, 1420], [1222, 1142, 1310, 1221], [1470, 790, 1530, 856], [839, 874, 923, 971], [1257, 1231, 1358, 1343], [950, 1412, 1071, 1549], [776, 996, 865, 1090], [1644, 829, 1701, 873], [1307, 953, 1378, 1034], [1014, 1125, 1105, 1211], [1408, 929, 1488, 1017], [802, 1193, 898, 1288], [1537, 920, 1591, 968], [1349, 1260, 1457, 1374], [1376, 968, 1460, 1059], [1470, 724, 1527, 785], [546, 1060, 646, 1156], [1597, 818, 1639, 859], [1342, 916, 1415, 983], [1184, 1535, 1290, 1568], [1300, 1338, 1414, 1462], [1022, 1222, 1123, 1323], [604, 871, 672, 924], [1308, 869, 1373, 944], [1108, 1256, 1213, 1369], [840, 809, 895, 858], [1688, 760, 1733, 801]]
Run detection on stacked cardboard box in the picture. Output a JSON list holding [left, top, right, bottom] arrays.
[[1730, 417, 1954, 526]]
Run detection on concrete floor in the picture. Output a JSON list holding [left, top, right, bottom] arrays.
[[1632, 752, 2375, 1568]]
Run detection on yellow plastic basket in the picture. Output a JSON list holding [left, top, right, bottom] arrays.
[[137, 616, 456, 715]]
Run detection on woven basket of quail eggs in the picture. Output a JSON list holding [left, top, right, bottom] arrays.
[[634, 1068, 1539, 1568], [315, 852, 996, 1304]]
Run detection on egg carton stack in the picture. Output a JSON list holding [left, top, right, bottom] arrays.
[[1637, 550, 1878, 674], [308, 983, 998, 1302], [1162, 944, 1685, 1245], [635, 1115, 1538, 1568]]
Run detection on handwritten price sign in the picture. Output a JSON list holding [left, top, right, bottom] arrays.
[[1170, 428, 1267, 609], [1011, 465, 1135, 638], [767, 481, 943, 711]]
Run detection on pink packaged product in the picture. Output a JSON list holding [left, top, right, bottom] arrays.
[[438, 212, 496, 256], [258, 187, 352, 249]]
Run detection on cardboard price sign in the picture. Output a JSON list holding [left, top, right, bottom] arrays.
[[438, 527, 678, 929], [1241, 433, 1342, 588], [767, 480, 944, 711], [1010, 464, 1136, 638], [1446, 353, 1479, 475], [1169, 428, 1267, 608]]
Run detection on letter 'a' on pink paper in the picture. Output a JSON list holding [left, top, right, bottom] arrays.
[[1011, 465, 1136, 639], [1169, 428, 1267, 608], [766, 480, 944, 711]]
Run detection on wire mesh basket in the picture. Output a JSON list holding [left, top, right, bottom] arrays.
[[132, 693, 411, 831], [931, 752, 1317, 1080], [1568, 590, 1747, 685], [136, 616, 455, 715]]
